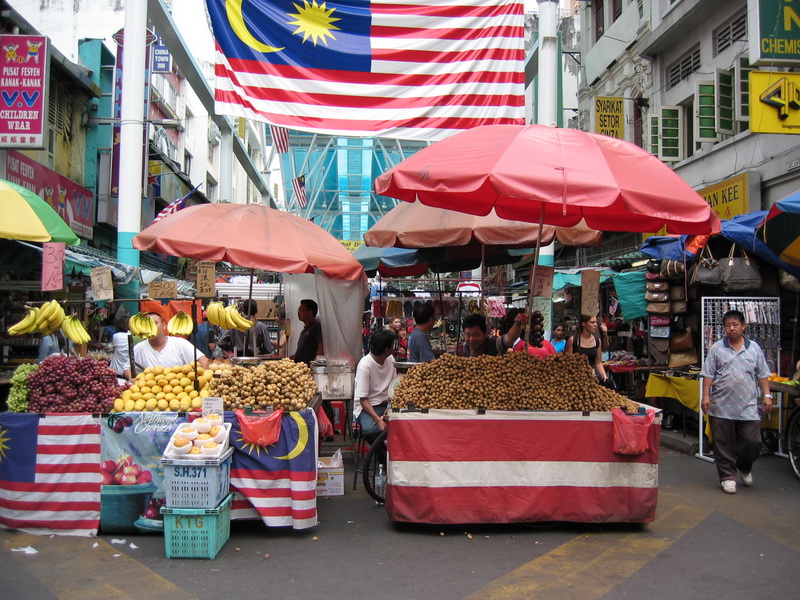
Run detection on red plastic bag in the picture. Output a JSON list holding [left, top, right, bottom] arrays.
[[611, 407, 655, 455], [235, 409, 283, 447], [316, 405, 334, 440]]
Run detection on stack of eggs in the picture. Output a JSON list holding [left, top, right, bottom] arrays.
[[167, 413, 229, 459]]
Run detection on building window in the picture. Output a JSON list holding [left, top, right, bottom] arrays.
[[184, 150, 192, 177], [666, 44, 701, 89], [714, 11, 747, 55], [612, 0, 623, 22], [593, 0, 605, 41]]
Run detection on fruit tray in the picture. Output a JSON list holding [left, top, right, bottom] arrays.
[[161, 493, 233, 559], [163, 422, 231, 460], [161, 447, 234, 509]]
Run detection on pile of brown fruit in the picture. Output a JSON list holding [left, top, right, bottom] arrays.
[[392, 352, 640, 412], [207, 359, 317, 412]]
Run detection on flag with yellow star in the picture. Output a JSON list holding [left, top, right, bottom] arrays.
[[206, 0, 526, 140]]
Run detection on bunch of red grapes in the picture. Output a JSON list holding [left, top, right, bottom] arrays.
[[28, 355, 122, 413]]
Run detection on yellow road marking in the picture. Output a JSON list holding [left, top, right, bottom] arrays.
[[465, 497, 711, 600], [1, 532, 197, 600]]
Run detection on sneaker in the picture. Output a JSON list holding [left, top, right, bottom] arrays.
[[740, 471, 753, 487], [721, 480, 737, 494]]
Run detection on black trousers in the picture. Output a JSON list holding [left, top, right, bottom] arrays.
[[709, 416, 761, 481]]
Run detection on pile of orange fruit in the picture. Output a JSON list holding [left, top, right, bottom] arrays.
[[767, 373, 791, 383]]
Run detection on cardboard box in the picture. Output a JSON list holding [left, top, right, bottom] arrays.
[[316, 456, 344, 497]]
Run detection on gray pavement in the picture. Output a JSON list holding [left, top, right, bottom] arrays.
[[2, 434, 800, 600]]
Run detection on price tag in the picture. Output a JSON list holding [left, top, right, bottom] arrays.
[[202, 397, 224, 416], [41, 242, 65, 291], [90, 266, 114, 301], [196, 261, 216, 298], [529, 265, 554, 298], [581, 270, 601, 317], [148, 280, 177, 299]]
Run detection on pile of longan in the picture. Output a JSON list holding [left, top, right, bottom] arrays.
[[208, 359, 317, 412]]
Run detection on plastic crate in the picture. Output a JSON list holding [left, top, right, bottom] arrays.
[[161, 447, 233, 509], [161, 493, 233, 559]]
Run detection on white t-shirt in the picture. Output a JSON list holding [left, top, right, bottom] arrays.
[[133, 336, 205, 371], [110, 331, 131, 376], [353, 353, 395, 419]]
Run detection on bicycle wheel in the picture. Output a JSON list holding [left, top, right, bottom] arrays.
[[787, 409, 800, 481], [362, 429, 388, 503]]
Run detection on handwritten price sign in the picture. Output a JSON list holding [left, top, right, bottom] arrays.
[[529, 265, 554, 298], [41, 242, 65, 291], [148, 280, 177, 299], [196, 261, 216, 298], [580, 270, 601, 317], [90, 266, 114, 301]]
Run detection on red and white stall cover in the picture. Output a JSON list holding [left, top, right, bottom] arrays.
[[385, 409, 660, 524]]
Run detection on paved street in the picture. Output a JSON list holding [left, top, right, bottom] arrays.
[[2, 439, 800, 600]]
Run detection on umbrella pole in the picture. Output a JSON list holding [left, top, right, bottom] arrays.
[[481, 243, 486, 315], [436, 265, 445, 352], [526, 205, 546, 341]]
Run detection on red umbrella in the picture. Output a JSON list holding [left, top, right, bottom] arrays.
[[374, 124, 719, 235], [133, 203, 363, 280]]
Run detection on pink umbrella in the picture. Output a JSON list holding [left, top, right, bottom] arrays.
[[133, 203, 363, 280]]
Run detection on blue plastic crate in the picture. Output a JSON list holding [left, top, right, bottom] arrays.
[[161, 493, 233, 559]]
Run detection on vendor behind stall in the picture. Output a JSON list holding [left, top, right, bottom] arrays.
[[461, 313, 527, 357], [292, 299, 323, 365], [218, 300, 272, 357], [354, 329, 396, 443], [123, 312, 209, 381], [565, 314, 609, 383]]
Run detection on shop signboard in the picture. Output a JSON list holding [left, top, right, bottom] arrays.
[[749, 71, 800, 134], [4, 150, 95, 239], [699, 173, 751, 220], [593, 96, 624, 139], [151, 35, 171, 74], [750, 0, 800, 66], [0, 34, 47, 149], [42, 242, 65, 292]]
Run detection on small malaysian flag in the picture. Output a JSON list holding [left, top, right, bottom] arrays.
[[151, 184, 200, 225], [292, 176, 307, 209], [270, 125, 289, 154]]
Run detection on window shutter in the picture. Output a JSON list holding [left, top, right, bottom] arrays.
[[659, 106, 684, 162], [649, 114, 659, 157], [716, 69, 735, 136], [695, 81, 718, 143], [734, 56, 752, 122]]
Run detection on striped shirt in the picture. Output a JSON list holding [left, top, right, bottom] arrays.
[[700, 337, 770, 420]]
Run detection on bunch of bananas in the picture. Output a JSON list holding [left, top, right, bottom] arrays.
[[62, 315, 91, 345], [206, 301, 254, 332], [167, 311, 194, 336], [35, 300, 65, 336], [7, 306, 41, 336], [129, 312, 159, 339]]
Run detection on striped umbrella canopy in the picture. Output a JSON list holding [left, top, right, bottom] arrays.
[[757, 189, 800, 267], [0, 178, 80, 245]]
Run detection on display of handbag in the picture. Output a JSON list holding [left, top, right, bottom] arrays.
[[671, 314, 687, 332], [646, 258, 663, 274], [671, 299, 687, 314], [645, 291, 669, 302], [647, 301, 670, 314], [669, 285, 686, 300], [646, 280, 669, 292], [779, 271, 800, 293], [668, 348, 699, 368], [660, 259, 685, 279], [645, 271, 664, 280], [689, 246, 721, 286], [669, 327, 694, 351], [720, 244, 761, 291]]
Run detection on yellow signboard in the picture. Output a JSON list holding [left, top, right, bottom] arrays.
[[750, 71, 800, 133], [339, 240, 362, 253], [594, 96, 624, 139], [700, 173, 749, 221]]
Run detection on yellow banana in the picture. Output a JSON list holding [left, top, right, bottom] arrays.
[[64, 316, 91, 345], [128, 313, 141, 336], [167, 311, 193, 336], [206, 302, 225, 328], [147, 315, 159, 339], [7, 307, 39, 336], [47, 303, 65, 329], [216, 304, 232, 329], [36, 300, 57, 331], [227, 305, 254, 332]]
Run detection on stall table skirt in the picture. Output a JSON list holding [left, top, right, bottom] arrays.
[[385, 409, 660, 525]]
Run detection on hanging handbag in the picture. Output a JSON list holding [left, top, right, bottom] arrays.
[[671, 299, 687, 314], [669, 327, 694, 351], [779, 271, 800, 293], [720, 244, 761, 292], [671, 314, 687, 332], [645, 271, 664, 280], [668, 348, 699, 368], [646, 280, 669, 292], [646, 258, 663, 274], [645, 291, 669, 302], [647, 301, 670, 314], [669, 285, 685, 300], [660, 259, 685, 280], [689, 246, 722, 286]]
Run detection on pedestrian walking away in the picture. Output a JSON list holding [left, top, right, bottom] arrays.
[[701, 309, 772, 494]]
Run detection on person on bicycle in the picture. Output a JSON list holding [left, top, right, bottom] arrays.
[[354, 329, 396, 444], [701, 309, 772, 494]]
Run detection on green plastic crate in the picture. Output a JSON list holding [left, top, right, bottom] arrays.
[[161, 493, 233, 559]]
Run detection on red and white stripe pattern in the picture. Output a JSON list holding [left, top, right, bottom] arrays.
[[213, 0, 526, 141], [385, 410, 660, 524], [292, 176, 307, 209], [0, 414, 101, 537], [271, 125, 290, 154]]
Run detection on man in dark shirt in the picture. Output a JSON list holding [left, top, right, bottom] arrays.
[[292, 299, 323, 365]]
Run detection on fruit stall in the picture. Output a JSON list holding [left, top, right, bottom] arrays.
[[384, 353, 661, 524]]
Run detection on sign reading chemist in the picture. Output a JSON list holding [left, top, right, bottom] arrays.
[[751, 0, 800, 66], [593, 97, 624, 139]]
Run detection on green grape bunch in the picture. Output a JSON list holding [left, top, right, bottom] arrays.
[[7, 363, 38, 412]]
